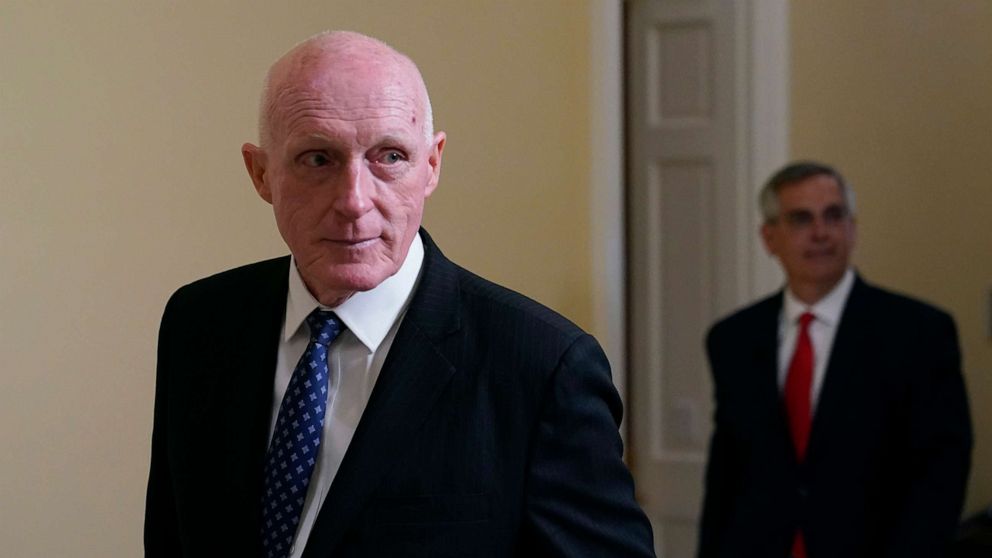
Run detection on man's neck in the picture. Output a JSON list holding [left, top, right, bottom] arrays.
[[789, 284, 832, 306], [787, 272, 850, 306]]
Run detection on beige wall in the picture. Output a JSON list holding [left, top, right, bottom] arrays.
[[791, 1, 992, 515], [14, 1, 986, 552], [0, 2, 593, 555]]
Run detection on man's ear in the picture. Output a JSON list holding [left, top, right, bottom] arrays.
[[424, 131, 446, 197], [242, 143, 272, 204]]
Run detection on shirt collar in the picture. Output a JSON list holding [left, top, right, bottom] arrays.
[[783, 268, 855, 327], [284, 233, 425, 352]]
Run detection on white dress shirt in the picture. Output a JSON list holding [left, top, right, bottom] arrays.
[[269, 233, 424, 558], [776, 269, 855, 413]]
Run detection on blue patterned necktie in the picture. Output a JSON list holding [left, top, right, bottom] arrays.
[[261, 310, 344, 558]]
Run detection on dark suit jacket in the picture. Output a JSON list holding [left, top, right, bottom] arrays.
[[698, 275, 972, 558], [145, 230, 654, 557]]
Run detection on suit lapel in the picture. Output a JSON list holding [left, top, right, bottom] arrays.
[[754, 294, 783, 407], [302, 230, 461, 556], [751, 293, 797, 463], [806, 276, 871, 463]]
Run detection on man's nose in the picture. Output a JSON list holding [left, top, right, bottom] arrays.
[[332, 159, 373, 219], [809, 217, 829, 239]]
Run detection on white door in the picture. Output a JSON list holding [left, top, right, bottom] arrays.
[[625, 1, 787, 556]]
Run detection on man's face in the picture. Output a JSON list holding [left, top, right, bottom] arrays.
[[243, 59, 444, 306], [761, 174, 856, 300]]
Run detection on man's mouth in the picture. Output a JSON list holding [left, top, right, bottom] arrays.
[[328, 237, 378, 248], [804, 248, 834, 258]]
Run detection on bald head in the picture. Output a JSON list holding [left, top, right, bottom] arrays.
[[258, 31, 434, 147]]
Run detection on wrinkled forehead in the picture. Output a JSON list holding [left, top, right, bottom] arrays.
[[272, 80, 420, 127], [267, 49, 425, 135]]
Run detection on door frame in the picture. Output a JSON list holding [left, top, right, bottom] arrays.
[[588, 0, 788, 430]]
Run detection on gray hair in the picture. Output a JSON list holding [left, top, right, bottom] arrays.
[[257, 30, 434, 147], [759, 160, 856, 222]]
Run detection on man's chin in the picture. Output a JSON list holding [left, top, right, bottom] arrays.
[[804, 269, 846, 289], [315, 267, 393, 295], [296, 260, 393, 305]]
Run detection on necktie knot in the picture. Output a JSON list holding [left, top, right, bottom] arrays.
[[798, 311, 815, 329], [306, 310, 343, 347]]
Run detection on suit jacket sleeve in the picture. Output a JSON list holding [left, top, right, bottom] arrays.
[[516, 334, 655, 557], [885, 311, 972, 558], [144, 289, 184, 556]]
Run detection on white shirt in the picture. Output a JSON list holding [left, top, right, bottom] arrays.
[[776, 268, 855, 413], [269, 233, 424, 558]]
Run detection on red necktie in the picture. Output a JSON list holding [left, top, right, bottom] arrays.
[[785, 312, 815, 459], [784, 311, 815, 558]]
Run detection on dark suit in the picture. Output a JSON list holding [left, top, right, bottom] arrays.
[[698, 276, 971, 558], [145, 230, 654, 557]]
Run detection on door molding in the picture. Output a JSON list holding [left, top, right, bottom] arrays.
[[743, 0, 788, 297], [588, 0, 786, 434], [604, 1, 788, 555], [588, 0, 628, 417]]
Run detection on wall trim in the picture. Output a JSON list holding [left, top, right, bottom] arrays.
[[588, 0, 788, 429], [588, 1, 627, 415], [745, 0, 789, 298]]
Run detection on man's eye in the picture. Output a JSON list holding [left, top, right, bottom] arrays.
[[376, 150, 406, 165], [301, 152, 330, 167], [785, 211, 813, 227], [823, 205, 848, 223]]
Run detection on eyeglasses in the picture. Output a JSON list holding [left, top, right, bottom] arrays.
[[776, 204, 850, 229]]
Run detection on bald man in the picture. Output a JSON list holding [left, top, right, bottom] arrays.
[[144, 31, 654, 558]]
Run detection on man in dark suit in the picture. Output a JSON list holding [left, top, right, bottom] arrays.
[[698, 161, 972, 558], [144, 31, 654, 557]]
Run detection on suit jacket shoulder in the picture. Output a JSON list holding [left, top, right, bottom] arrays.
[[848, 278, 956, 334], [166, 256, 289, 314], [705, 290, 781, 379], [401, 230, 599, 390], [707, 276, 956, 353], [454, 262, 587, 346], [708, 291, 781, 338]]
